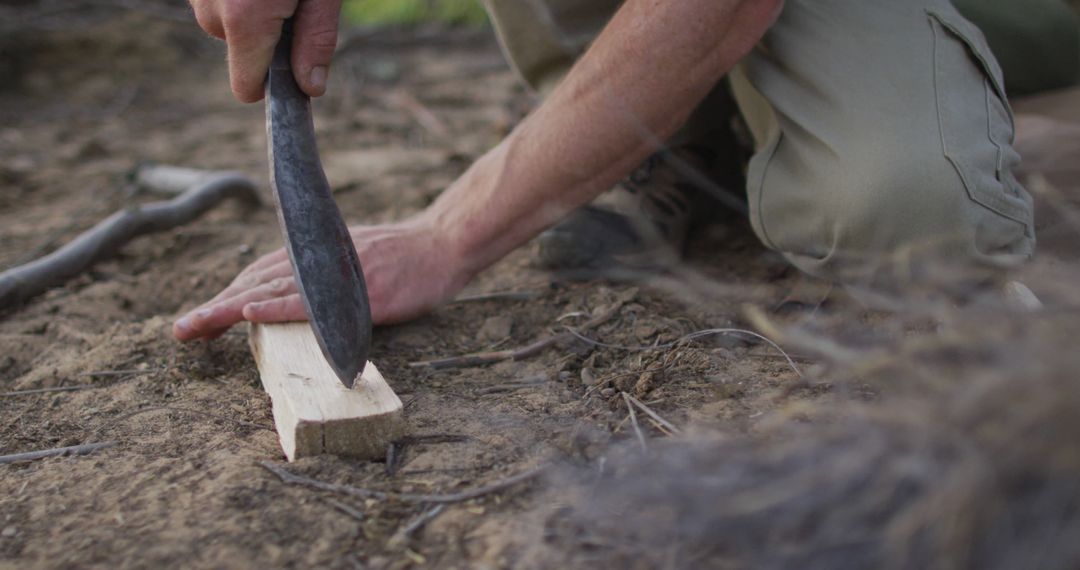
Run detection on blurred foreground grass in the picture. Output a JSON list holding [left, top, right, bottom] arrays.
[[343, 0, 487, 25]]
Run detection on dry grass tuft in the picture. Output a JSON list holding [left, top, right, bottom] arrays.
[[540, 276, 1080, 569]]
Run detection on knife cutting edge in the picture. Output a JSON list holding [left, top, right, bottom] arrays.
[[265, 18, 373, 388]]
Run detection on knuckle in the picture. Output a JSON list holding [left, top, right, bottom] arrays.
[[234, 274, 259, 289], [190, 2, 224, 37], [220, 0, 255, 25], [268, 278, 291, 293], [305, 27, 338, 51]]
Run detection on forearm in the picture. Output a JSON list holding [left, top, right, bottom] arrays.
[[422, 0, 783, 274]]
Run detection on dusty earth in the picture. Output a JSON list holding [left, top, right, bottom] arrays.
[[5, 6, 1080, 570], [0, 10, 811, 569]]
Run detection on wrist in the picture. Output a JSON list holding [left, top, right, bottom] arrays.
[[417, 144, 510, 278]]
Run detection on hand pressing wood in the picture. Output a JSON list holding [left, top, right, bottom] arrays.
[[249, 322, 405, 461], [0, 167, 261, 310]]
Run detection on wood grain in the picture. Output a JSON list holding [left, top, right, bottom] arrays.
[[249, 323, 404, 461]]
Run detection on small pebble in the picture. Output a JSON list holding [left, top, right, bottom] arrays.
[[2, 527, 16, 538], [580, 367, 596, 386], [599, 388, 615, 398]]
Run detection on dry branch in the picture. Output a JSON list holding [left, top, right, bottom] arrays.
[[130, 164, 230, 195], [623, 392, 682, 435], [326, 499, 366, 522], [566, 323, 804, 377], [0, 385, 99, 398], [94, 405, 273, 436], [0, 170, 260, 309], [623, 393, 648, 453], [389, 505, 446, 547], [0, 442, 116, 465], [258, 460, 547, 504], [742, 304, 861, 365], [409, 302, 623, 370], [449, 290, 540, 304]]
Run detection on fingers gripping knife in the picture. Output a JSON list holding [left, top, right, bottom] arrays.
[[264, 19, 372, 388]]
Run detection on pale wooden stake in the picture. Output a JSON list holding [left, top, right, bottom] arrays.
[[249, 323, 405, 461]]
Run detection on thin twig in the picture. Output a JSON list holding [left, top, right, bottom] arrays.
[[0, 170, 260, 309], [385, 442, 404, 477], [623, 393, 648, 453], [0, 385, 99, 398], [0, 442, 116, 465], [130, 164, 229, 196], [389, 504, 447, 547], [623, 393, 682, 435], [400, 434, 470, 445], [258, 460, 547, 504], [410, 302, 624, 370], [97, 406, 272, 435], [742, 305, 859, 365], [402, 504, 445, 536], [5, 214, 90, 269], [565, 325, 803, 377], [475, 375, 547, 395], [78, 368, 161, 378], [326, 499, 366, 522], [475, 384, 538, 395], [398, 465, 492, 477], [645, 417, 675, 437], [449, 290, 540, 304]]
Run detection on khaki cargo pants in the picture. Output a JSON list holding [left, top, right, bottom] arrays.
[[484, 0, 1080, 290]]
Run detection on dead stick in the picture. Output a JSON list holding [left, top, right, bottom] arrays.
[[0, 171, 260, 309], [623, 393, 682, 435], [326, 498, 366, 522], [742, 304, 860, 364], [258, 460, 546, 504], [0, 385, 99, 398], [475, 375, 547, 395], [403, 504, 445, 535], [389, 504, 445, 547], [131, 164, 228, 195], [622, 393, 648, 453], [410, 303, 623, 370], [97, 406, 273, 435], [449, 290, 540, 304], [0, 442, 116, 465], [400, 434, 471, 445], [78, 368, 162, 378]]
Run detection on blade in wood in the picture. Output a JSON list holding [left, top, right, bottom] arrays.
[[264, 19, 372, 388]]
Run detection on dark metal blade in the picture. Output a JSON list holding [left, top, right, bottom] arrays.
[[265, 19, 372, 388]]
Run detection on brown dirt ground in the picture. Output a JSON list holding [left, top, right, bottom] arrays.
[[6, 8, 1080, 569], [0, 13, 810, 569]]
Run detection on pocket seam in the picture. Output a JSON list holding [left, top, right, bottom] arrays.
[[927, 9, 1032, 231], [927, 9, 1012, 121], [749, 130, 784, 252]]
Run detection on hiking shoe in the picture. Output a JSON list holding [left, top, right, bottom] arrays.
[[1003, 280, 1043, 311], [537, 146, 733, 271]]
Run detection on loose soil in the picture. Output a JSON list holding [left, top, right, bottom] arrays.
[[4, 9, 1078, 570], [0, 13, 804, 569]]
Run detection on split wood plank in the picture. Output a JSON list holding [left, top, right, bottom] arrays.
[[249, 322, 405, 462]]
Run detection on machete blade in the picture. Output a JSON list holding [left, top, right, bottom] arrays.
[[264, 19, 372, 388]]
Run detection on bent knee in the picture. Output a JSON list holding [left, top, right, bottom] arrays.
[[758, 149, 1035, 284]]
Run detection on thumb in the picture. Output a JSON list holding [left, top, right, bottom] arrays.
[[291, 0, 343, 98]]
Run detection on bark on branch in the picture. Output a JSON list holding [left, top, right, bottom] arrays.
[[0, 168, 261, 310]]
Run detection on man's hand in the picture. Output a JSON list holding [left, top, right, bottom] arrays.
[[175, 0, 781, 339], [172, 218, 474, 340], [189, 0, 343, 102]]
